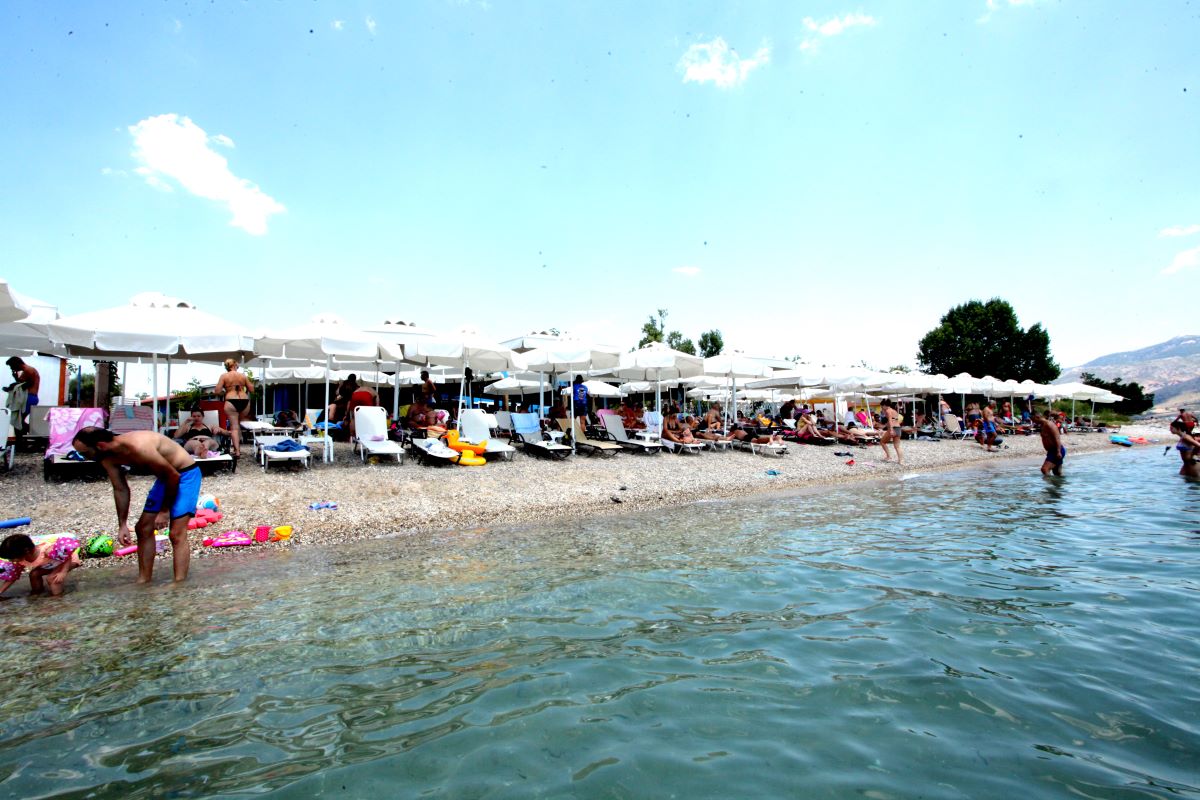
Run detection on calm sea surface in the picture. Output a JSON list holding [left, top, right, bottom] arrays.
[[1, 448, 1197, 798]]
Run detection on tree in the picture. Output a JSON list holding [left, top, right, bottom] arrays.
[[916, 298, 1060, 382], [638, 308, 667, 348], [1080, 372, 1155, 415], [698, 329, 724, 358], [666, 331, 696, 355]]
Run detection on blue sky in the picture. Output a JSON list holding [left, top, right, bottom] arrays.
[[3, 0, 1197, 385]]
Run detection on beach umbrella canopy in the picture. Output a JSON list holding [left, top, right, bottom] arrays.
[[363, 320, 443, 348], [256, 313, 404, 363], [484, 376, 543, 395], [615, 343, 705, 381], [561, 379, 622, 399], [0, 294, 61, 355], [523, 344, 622, 374], [408, 331, 525, 373], [47, 292, 257, 360], [0, 279, 35, 324], [745, 368, 828, 391]]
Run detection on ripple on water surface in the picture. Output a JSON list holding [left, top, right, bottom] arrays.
[[0, 449, 1198, 798]]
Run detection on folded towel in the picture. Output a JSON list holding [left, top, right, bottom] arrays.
[[266, 439, 306, 452]]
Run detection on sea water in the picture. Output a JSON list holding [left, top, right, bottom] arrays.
[[0, 449, 1197, 798]]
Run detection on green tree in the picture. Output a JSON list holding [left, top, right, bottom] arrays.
[[698, 329, 724, 358], [666, 331, 696, 355], [1079, 372, 1155, 415], [916, 298, 1060, 382], [638, 308, 667, 348]]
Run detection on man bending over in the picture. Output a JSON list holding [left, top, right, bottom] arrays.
[[72, 427, 200, 583]]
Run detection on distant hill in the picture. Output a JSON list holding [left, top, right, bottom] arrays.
[[1060, 335, 1200, 412]]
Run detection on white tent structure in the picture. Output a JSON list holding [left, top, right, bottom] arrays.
[[703, 354, 772, 428], [256, 315, 407, 462], [46, 293, 259, 431]]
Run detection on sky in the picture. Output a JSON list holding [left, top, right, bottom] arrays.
[[2, 0, 1198, 394]]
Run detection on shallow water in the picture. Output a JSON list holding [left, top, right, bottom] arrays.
[[1, 449, 1198, 798]]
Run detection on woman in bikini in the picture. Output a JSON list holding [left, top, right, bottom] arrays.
[[1170, 420, 1200, 478], [175, 408, 229, 459], [879, 399, 904, 465], [215, 359, 254, 457]]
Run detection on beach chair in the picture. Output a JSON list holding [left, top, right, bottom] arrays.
[[511, 412, 572, 459], [459, 410, 517, 461], [494, 410, 515, 439], [0, 414, 14, 472], [42, 407, 107, 481], [600, 414, 662, 454], [660, 428, 706, 455], [353, 406, 405, 465], [109, 404, 154, 434], [749, 439, 789, 457], [940, 414, 971, 440], [409, 436, 461, 465], [254, 430, 312, 471], [569, 418, 621, 457]]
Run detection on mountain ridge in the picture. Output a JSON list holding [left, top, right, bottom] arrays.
[[1062, 335, 1200, 412]]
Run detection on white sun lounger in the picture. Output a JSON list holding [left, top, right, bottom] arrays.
[[570, 418, 621, 457], [255, 432, 312, 471], [511, 412, 572, 459], [409, 435, 460, 465], [353, 406, 405, 465], [459, 410, 516, 461], [600, 415, 661, 454]]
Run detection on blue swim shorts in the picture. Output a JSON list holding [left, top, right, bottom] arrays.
[[1046, 446, 1066, 466], [143, 464, 202, 520]]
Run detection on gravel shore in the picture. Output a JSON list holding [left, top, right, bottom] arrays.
[[0, 423, 1166, 568]]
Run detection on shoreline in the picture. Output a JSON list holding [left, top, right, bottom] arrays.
[[0, 424, 1168, 570]]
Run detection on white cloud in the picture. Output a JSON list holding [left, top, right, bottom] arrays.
[[211, 134, 235, 149], [365, 16, 377, 35], [1159, 223, 1200, 238], [679, 37, 770, 89], [799, 13, 878, 53], [173, 19, 183, 34], [803, 13, 878, 37], [332, 19, 345, 31], [128, 114, 285, 236], [673, 266, 702, 277], [1163, 246, 1200, 276], [979, 0, 1039, 23]]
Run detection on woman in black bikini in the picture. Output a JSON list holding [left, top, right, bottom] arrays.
[[175, 408, 228, 459], [215, 358, 254, 457]]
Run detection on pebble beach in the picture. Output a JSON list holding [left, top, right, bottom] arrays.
[[0, 422, 1167, 568]]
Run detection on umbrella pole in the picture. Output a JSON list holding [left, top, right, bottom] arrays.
[[121, 362, 127, 401], [323, 356, 332, 463], [151, 354, 159, 432], [165, 357, 171, 429], [393, 359, 400, 420], [570, 373, 576, 454]]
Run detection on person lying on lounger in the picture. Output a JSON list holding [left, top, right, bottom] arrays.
[[663, 412, 699, 445]]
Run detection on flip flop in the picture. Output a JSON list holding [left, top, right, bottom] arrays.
[[833, 451, 853, 457]]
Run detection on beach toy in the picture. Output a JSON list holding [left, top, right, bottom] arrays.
[[114, 535, 170, 557], [269, 526, 292, 542], [308, 501, 338, 510], [765, 469, 780, 476], [0, 518, 32, 530], [197, 495, 220, 511], [187, 517, 209, 530], [203, 531, 253, 548], [84, 534, 114, 558], [1110, 435, 1133, 447], [453, 450, 487, 467], [254, 526, 272, 543], [444, 430, 488, 457], [0, 559, 22, 583]]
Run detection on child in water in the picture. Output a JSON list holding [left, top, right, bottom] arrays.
[[0, 533, 83, 597]]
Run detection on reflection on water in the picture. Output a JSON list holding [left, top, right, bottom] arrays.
[[1, 449, 1198, 798]]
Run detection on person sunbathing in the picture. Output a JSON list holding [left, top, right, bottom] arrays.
[[174, 408, 229, 460], [663, 412, 698, 445], [790, 412, 835, 444], [406, 400, 445, 437], [620, 400, 646, 430]]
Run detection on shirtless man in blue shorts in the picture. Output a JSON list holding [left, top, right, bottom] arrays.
[[72, 427, 201, 583], [1031, 409, 1064, 476]]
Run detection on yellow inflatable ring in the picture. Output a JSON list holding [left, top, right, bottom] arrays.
[[454, 450, 487, 466], [445, 430, 488, 456]]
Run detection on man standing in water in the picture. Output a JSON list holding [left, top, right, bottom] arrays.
[[71, 427, 200, 583], [1032, 409, 1064, 476]]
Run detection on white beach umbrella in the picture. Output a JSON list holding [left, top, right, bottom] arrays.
[[524, 344, 622, 451], [363, 321, 444, 416], [47, 293, 260, 431], [0, 279, 34, 324], [704, 353, 772, 428], [484, 376, 543, 395], [408, 330, 526, 422], [561, 379, 623, 399], [0, 295, 61, 355], [615, 343, 705, 416], [256, 314, 408, 462]]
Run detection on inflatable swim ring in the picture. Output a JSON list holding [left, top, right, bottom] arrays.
[[454, 450, 487, 467], [444, 430, 488, 456], [114, 534, 169, 557]]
